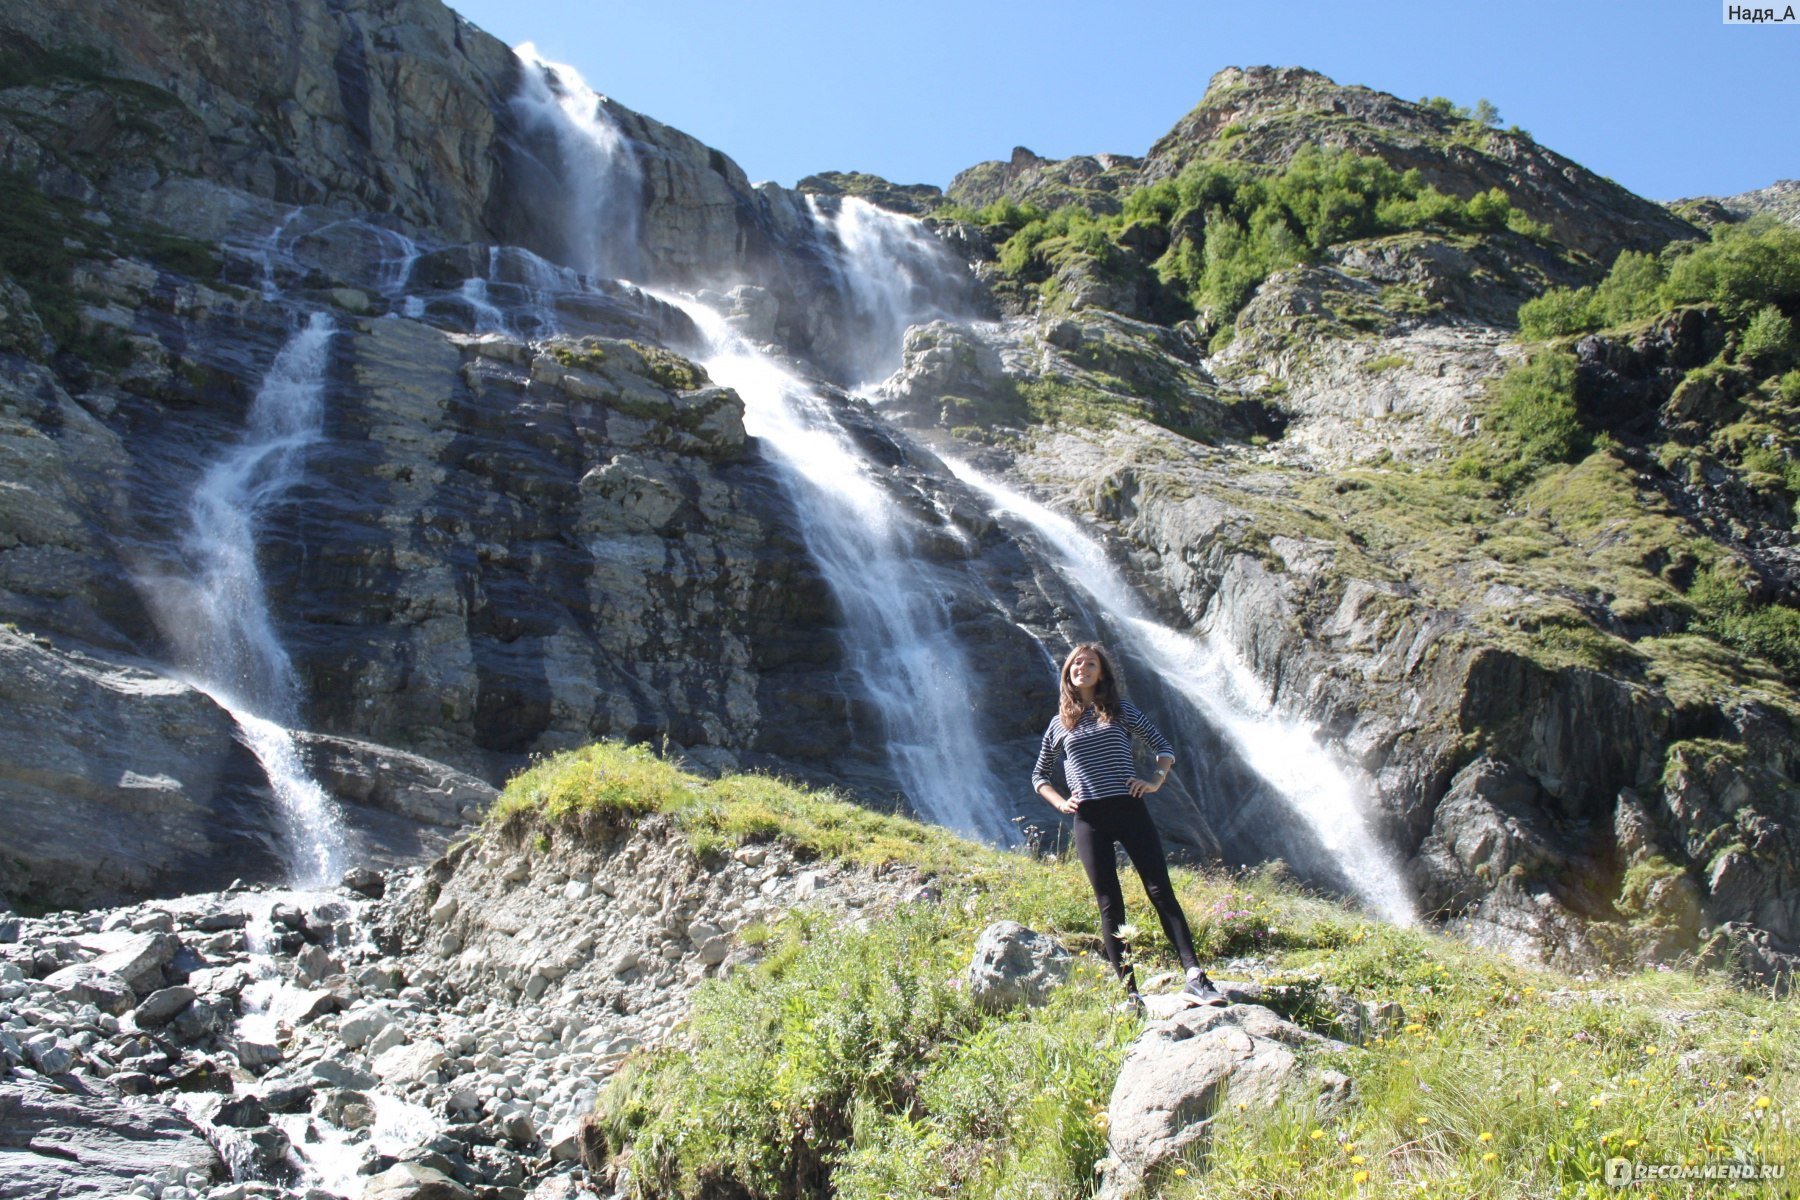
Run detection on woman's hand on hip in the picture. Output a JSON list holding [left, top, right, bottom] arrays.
[[1128, 776, 1162, 797], [1050, 793, 1078, 815]]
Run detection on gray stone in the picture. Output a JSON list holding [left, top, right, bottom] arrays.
[[0, 1077, 221, 1197], [133, 985, 198, 1028], [0, 632, 266, 913], [373, 1040, 446, 1085], [1098, 1004, 1352, 1198], [43, 965, 135, 1015], [25, 1035, 76, 1075], [342, 866, 387, 898], [193, 909, 248, 933], [966, 922, 1071, 1013], [310, 1060, 380, 1091], [366, 1023, 409, 1057], [212, 1094, 269, 1128], [296, 944, 340, 986], [362, 1162, 473, 1200], [338, 1007, 395, 1051], [272, 987, 340, 1026]]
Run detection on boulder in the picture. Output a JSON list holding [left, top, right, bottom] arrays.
[[41, 965, 134, 1016], [292, 731, 498, 828], [373, 1040, 447, 1086], [1099, 1004, 1352, 1197], [133, 985, 198, 1028], [1411, 758, 1563, 915], [362, 1162, 474, 1200], [0, 1077, 221, 1197], [966, 922, 1071, 1012], [0, 631, 280, 911]]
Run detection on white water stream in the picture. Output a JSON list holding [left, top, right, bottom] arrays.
[[660, 296, 1017, 842], [512, 42, 643, 280], [806, 194, 966, 387], [946, 458, 1416, 924], [159, 310, 347, 887]]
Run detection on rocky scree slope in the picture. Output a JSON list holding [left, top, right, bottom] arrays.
[[0, 803, 940, 1200]]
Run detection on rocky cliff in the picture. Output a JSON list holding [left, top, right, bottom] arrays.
[[2, 0, 1797, 997]]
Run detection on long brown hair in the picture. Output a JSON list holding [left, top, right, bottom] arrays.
[[1059, 642, 1124, 730]]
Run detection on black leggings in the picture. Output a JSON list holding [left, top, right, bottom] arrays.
[[1073, 794, 1200, 988]]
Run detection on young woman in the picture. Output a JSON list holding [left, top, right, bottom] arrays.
[[1032, 642, 1227, 1010]]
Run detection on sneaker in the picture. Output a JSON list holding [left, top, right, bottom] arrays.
[[1115, 991, 1147, 1016], [1183, 971, 1228, 1007]]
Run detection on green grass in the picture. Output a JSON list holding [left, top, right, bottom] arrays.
[[494, 744, 1800, 1200]]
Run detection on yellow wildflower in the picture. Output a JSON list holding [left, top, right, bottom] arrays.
[[1755, 1096, 1772, 1110], [1310, 1129, 1326, 1141], [1482, 1152, 1498, 1164], [1478, 1132, 1493, 1143], [1350, 1154, 1366, 1164], [1354, 1170, 1370, 1184]]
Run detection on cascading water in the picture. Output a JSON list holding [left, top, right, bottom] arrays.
[[159, 310, 347, 888], [945, 457, 1416, 923], [663, 296, 1018, 842], [497, 46, 1417, 899], [806, 194, 971, 388], [511, 42, 644, 280]]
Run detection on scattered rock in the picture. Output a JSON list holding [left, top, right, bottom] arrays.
[[134, 985, 198, 1028], [966, 921, 1072, 1012], [0, 1076, 222, 1198], [1099, 1004, 1353, 1197], [362, 1162, 473, 1200]]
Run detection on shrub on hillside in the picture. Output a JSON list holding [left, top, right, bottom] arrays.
[[967, 147, 1552, 327], [1459, 350, 1589, 488], [1741, 304, 1795, 370], [1687, 562, 1800, 680]]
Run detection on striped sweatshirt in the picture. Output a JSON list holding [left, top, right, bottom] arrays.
[[1032, 701, 1177, 803]]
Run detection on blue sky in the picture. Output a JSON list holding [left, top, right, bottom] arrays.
[[447, 0, 1796, 202]]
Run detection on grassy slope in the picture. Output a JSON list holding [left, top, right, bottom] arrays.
[[494, 744, 1798, 1200]]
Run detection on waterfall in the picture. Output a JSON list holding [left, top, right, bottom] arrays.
[[946, 458, 1416, 924], [162, 311, 347, 888], [511, 42, 644, 280], [805, 194, 971, 388], [664, 296, 1017, 843]]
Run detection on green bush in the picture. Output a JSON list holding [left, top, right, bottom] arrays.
[[982, 148, 1553, 327], [1661, 218, 1800, 321], [1517, 286, 1598, 339], [1592, 250, 1667, 327], [1517, 223, 1800, 346], [596, 904, 1133, 1200], [1688, 562, 1800, 680], [1780, 369, 1800, 407], [1468, 351, 1590, 487], [1740, 304, 1795, 369]]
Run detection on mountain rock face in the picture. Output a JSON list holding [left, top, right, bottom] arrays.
[[1, 0, 1795, 997], [950, 67, 1698, 266]]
